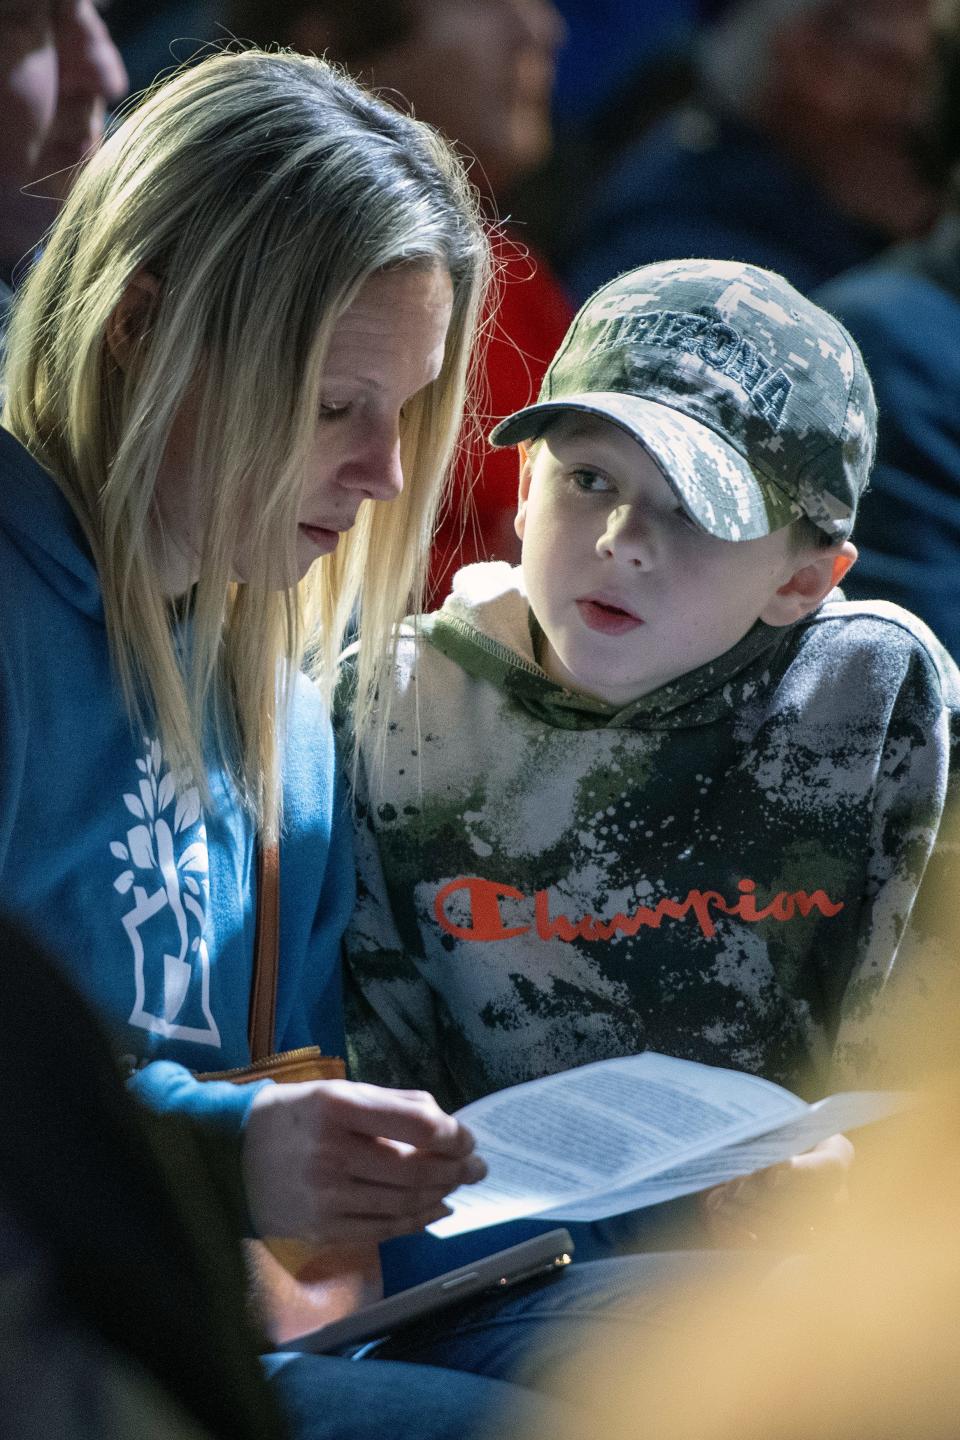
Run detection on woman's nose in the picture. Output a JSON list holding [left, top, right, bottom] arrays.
[[342, 432, 405, 503], [596, 504, 658, 566]]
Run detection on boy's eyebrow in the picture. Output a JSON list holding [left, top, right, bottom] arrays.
[[545, 415, 632, 450]]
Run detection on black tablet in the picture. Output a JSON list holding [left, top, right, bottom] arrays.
[[280, 1228, 575, 1355]]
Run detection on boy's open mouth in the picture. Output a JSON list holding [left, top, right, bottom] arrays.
[[576, 597, 644, 636]]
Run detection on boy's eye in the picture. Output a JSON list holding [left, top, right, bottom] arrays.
[[570, 467, 614, 493], [673, 506, 699, 531]]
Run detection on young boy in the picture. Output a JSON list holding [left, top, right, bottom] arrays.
[[339, 259, 959, 1135]]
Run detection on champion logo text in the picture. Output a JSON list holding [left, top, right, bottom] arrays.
[[434, 877, 843, 945]]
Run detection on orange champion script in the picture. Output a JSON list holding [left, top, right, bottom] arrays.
[[434, 877, 844, 944]]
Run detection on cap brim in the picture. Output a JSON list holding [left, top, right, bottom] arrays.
[[490, 393, 800, 541]]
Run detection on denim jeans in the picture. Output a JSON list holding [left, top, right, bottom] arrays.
[[266, 1249, 763, 1439], [263, 1348, 566, 1440]]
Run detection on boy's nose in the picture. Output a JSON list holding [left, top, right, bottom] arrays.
[[595, 504, 658, 566]]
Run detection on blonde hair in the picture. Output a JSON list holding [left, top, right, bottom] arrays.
[[3, 47, 490, 837]]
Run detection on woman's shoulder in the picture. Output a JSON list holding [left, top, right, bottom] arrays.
[[0, 428, 103, 621]]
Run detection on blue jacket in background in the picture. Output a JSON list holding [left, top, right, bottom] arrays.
[[815, 214, 960, 664], [564, 106, 887, 304], [0, 425, 355, 1141]]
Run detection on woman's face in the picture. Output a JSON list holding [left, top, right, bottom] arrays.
[[152, 263, 454, 594]]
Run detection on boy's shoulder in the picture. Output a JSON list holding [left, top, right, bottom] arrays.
[[795, 594, 960, 709], [336, 561, 532, 691], [418, 562, 531, 649]]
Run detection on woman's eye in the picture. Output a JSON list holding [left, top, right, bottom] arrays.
[[570, 468, 613, 493], [319, 400, 351, 420]]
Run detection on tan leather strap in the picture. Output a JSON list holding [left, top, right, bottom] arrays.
[[248, 841, 280, 1062]]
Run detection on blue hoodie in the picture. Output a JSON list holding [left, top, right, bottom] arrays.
[[0, 426, 355, 1142]]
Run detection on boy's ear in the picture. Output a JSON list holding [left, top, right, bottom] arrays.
[[760, 541, 858, 627], [515, 442, 532, 541], [106, 271, 161, 372]]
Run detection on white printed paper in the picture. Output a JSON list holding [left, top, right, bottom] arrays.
[[430, 1053, 908, 1238]]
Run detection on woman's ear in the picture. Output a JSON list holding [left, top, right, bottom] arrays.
[[761, 541, 858, 626], [106, 271, 161, 372], [515, 443, 532, 541]]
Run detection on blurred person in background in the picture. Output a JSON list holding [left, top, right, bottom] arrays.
[[547, 0, 698, 132], [227, 0, 575, 606], [562, 0, 943, 303], [510, 1, 701, 273], [815, 0, 960, 660], [102, 0, 218, 94], [0, 0, 127, 325]]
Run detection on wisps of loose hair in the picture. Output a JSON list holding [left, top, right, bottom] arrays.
[[3, 46, 491, 838]]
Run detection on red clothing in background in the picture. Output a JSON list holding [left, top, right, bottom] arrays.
[[427, 230, 574, 608]]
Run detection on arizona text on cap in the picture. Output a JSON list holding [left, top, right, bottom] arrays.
[[490, 258, 876, 541]]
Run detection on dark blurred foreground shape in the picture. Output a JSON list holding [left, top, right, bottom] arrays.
[[815, 0, 960, 660], [0, 913, 286, 1440]]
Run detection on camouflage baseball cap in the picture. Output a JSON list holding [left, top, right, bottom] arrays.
[[489, 258, 876, 540]]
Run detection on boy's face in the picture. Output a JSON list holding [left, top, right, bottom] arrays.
[[516, 414, 814, 707]]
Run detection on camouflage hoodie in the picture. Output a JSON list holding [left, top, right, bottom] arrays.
[[341, 563, 960, 1110]]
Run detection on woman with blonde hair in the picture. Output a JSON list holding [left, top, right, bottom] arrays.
[[0, 44, 772, 1436], [0, 44, 581, 1440]]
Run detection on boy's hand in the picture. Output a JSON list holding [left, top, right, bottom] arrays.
[[242, 1079, 487, 1245], [697, 1132, 854, 1248]]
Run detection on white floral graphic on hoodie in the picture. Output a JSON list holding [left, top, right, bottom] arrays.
[[111, 739, 221, 1046]]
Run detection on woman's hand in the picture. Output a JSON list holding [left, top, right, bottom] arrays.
[[242, 1079, 487, 1245], [697, 1132, 855, 1247]]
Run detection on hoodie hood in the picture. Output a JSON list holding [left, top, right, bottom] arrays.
[[422, 561, 805, 731], [0, 276, 12, 363], [0, 426, 103, 621]]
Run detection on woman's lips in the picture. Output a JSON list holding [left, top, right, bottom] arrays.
[[298, 523, 341, 552], [576, 598, 644, 635]]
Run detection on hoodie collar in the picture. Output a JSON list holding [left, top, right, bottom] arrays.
[[422, 562, 796, 731], [0, 426, 104, 621]]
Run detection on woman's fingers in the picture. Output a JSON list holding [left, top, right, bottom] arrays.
[[329, 1132, 487, 1190], [305, 1178, 453, 1219], [315, 1205, 454, 1245], [320, 1080, 478, 1155], [243, 1079, 487, 1246]]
